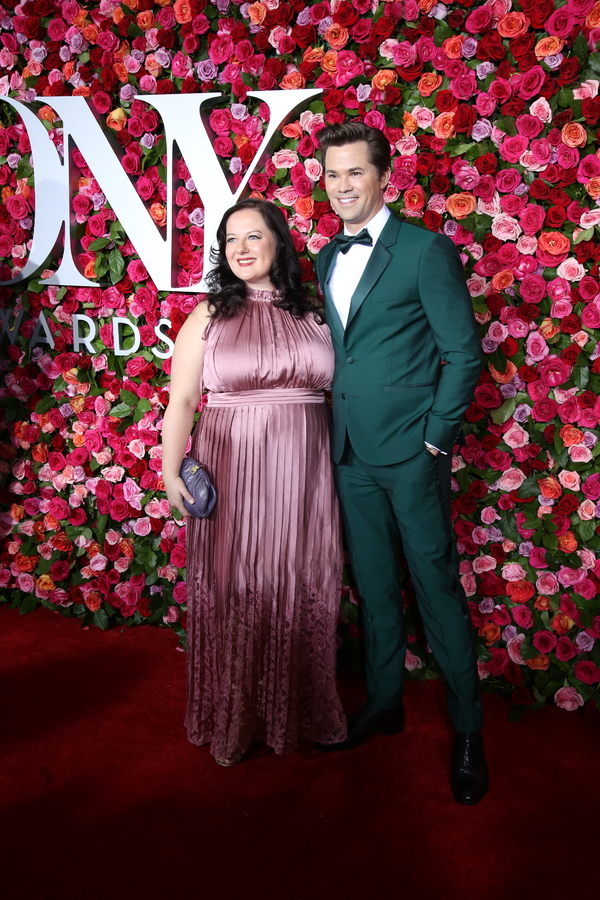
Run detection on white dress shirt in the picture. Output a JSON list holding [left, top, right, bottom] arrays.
[[327, 204, 445, 456], [328, 205, 390, 329]]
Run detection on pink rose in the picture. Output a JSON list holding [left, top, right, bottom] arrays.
[[581, 302, 600, 328], [557, 258, 586, 282], [526, 332, 549, 363], [554, 686, 584, 711], [512, 606, 534, 628], [582, 473, 600, 500], [538, 356, 572, 387], [518, 66, 546, 100], [502, 563, 528, 581], [535, 573, 559, 595], [495, 169, 522, 193], [519, 274, 546, 303], [507, 634, 526, 665], [499, 135, 529, 163], [558, 470, 581, 491], [570, 445, 593, 463], [472, 555, 497, 573], [504, 423, 529, 449], [496, 468, 526, 492], [578, 499, 597, 520], [518, 204, 546, 235]]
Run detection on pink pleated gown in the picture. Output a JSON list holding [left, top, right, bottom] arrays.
[[185, 288, 347, 758]]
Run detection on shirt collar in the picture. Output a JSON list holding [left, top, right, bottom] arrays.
[[343, 204, 390, 243]]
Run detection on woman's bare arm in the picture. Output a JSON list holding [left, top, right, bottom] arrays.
[[161, 301, 212, 515]]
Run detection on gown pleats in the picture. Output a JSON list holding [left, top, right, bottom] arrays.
[[184, 290, 347, 757]]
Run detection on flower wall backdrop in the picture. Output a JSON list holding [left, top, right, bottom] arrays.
[[1, 0, 600, 714]]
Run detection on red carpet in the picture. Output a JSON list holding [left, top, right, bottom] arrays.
[[1, 605, 598, 900]]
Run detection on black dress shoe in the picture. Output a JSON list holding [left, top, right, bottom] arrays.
[[450, 731, 489, 805], [318, 703, 404, 753]]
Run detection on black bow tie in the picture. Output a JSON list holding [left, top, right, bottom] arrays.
[[334, 228, 373, 254]]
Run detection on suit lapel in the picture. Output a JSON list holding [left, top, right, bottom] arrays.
[[345, 213, 402, 329], [320, 240, 345, 344]]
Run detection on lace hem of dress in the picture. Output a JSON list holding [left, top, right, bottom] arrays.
[[184, 574, 347, 757]]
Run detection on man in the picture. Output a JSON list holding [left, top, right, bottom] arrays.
[[315, 122, 487, 805]]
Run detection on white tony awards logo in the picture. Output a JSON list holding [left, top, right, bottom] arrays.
[[0, 89, 321, 356]]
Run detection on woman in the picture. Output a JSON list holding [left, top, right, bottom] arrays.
[[162, 199, 346, 765]]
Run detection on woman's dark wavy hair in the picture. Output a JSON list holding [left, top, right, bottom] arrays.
[[205, 199, 317, 320]]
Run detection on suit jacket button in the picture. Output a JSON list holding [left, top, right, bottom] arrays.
[[347, 357, 355, 364], [341, 392, 346, 399]]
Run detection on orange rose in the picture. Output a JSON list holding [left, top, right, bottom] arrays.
[[321, 50, 338, 74], [538, 317, 560, 339], [446, 192, 476, 220], [282, 123, 303, 139], [82, 24, 99, 42], [37, 575, 56, 592], [586, 1, 600, 27], [506, 579, 535, 604], [558, 531, 578, 553], [44, 513, 60, 531], [538, 475, 562, 499], [551, 612, 574, 635], [16, 552, 38, 572], [135, 9, 154, 31], [489, 360, 517, 384], [173, 0, 193, 23], [404, 185, 426, 212], [84, 592, 103, 612], [324, 24, 349, 51], [114, 41, 130, 60], [33, 521, 47, 539], [38, 105, 59, 123], [526, 654, 549, 671], [73, 9, 89, 28], [537, 231, 571, 256], [10, 503, 24, 522], [72, 87, 92, 97], [150, 203, 167, 227], [534, 595, 551, 611], [418, 0, 437, 11], [32, 443, 48, 463], [303, 47, 324, 67], [535, 36, 564, 59], [561, 123, 587, 148], [280, 71, 306, 90], [144, 54, 163, 77], [62, 61, 75, 80], [113, 6, 125, 24], [442, 36, 465, 60], [497, 12, 531, 38], [247, 1, 267, 26], [294, 196, 314, 218], [417, 73, 442, 97], [72, 433, 85, 448], [479, 622, 501, 644], [560, 424, 585, 447], [371, 69, 397, 91], [403, 112, 418, 134], [120, 538, 135, 559], [87, 541, 103, 558], [51, 533, 73, 553], [585, 177, 600, 199], [122, 0, 139, 10], [433, 111, 455, 141], [491, 269, 515, 291], [2, 186, 14, 203], [106, 108, 126, 131], [84, 259, 97, 280]]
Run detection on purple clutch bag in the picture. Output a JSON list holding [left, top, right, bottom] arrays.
[[179, 458, 217, 518]]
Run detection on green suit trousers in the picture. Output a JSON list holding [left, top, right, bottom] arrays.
[[335, 441, 483, 734]]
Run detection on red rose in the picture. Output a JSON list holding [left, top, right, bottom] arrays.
[[422, 210, 442, 231], [574, 661, 600, 685], [476, 31, 506, 62], [435, 90, 458, 112]]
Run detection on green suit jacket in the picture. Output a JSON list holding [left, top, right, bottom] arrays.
[[316, 211, 483, 465]]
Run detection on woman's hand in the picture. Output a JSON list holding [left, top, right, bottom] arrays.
[[164, 475, 195, 517]]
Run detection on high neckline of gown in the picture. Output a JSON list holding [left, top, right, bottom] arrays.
[[246, 287, 281, 303]]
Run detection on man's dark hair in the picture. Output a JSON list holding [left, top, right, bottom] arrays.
[[317, 122, 391, 178]]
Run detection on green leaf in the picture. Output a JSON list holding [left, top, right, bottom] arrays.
[[19, 594, 39, 614], [93, 609, 109, 630], [35, 395, 57, 414], [495, 116, 517, 137], [136, 397, 152, 413], [15, 158, 34, 180], [573, 365, 590, 391], [109, 402, 132, 418], [557, 88, 574, 109], [120, 389, 138, 406], [88, 238, 112, 252], [108, 248, 126, 285], [578, 520, 597, 543], [574, 227, 594, 245], [491, 397, 516, 425], [573, 32, 589, 64], [487, 347, 508, 374], [449, 142, 476, 157]]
